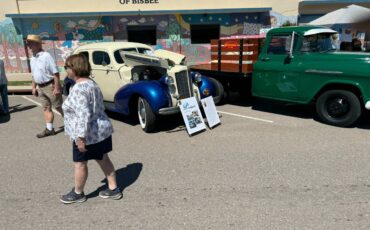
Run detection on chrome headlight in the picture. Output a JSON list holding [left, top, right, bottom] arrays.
[[165, 76, 175, 85], [165, 76, 176, 94], [133, 72, 140, 81], [194, 72, 202, 83]]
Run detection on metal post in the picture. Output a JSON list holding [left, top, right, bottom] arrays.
[[16, 0, 20, 14]]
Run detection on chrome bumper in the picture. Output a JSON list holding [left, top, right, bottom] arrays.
[[158, 96, 220, 115], [158, 106, 181, 115]]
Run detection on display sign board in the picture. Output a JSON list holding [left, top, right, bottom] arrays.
[[179, 97, 206, 136], [201, 96, 221, 128]]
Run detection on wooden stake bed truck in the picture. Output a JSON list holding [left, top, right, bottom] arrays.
[[191, 26, 370, 127]]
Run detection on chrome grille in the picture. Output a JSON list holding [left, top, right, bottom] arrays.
[[175, 70, 193, 99]]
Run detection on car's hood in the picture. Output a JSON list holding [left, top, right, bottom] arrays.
[[120, 52, 169, 69], [154, 49, 186, 65]]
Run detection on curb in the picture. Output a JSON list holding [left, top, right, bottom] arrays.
[[8, 86, 32, 94]]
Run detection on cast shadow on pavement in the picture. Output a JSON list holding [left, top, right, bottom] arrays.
[[86, 162, 143, 199], [0, 113, 10, 123], [106, 110, 187, 133], [11, 104, 37, 114], [0, 104, 38, 123], [55, 125, 65, 134], [225, 96, 370, 129]]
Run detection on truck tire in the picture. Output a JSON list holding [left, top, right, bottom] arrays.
[[208, 77, 225, 104], [316, 90, 361, 127], [137, 97, 157, 132]]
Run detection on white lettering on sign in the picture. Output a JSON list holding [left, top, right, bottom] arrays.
[[119, 0, 159, 4]]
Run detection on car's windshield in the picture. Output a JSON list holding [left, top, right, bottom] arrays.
[[301, 33, 337, 53]]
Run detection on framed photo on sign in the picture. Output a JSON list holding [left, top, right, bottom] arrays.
[[179, 97, 206, 136]]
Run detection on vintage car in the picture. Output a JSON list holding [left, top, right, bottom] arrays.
[[63, 42, 222, 132]]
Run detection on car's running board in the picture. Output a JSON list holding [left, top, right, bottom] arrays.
[[104, 101, 118, 112]]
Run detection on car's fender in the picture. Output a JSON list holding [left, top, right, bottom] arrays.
[[191, 72, 216, 98], [114, 80, 171, 115]]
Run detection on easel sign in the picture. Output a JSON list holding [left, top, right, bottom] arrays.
[[201, 96, 221, 128], [179, 97, 206, 136]]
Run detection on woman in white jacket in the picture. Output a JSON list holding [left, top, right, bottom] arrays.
[[60, 54, 122, 204]]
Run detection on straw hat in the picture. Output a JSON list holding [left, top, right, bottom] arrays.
[[26, 34, 42, 43]]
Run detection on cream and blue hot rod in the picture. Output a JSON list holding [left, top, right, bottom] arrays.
[[63, 42, 221, 132]]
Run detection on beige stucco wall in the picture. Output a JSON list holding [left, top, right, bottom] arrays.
[[266, 0, 298, 16], [2, 0, 298, 16], [14, 0, 269, 14], [299, 2, 370, 14], [0, 0, 18, 20]]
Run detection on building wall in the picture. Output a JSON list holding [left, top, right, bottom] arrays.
[[1, 0, 300, 73], [299, 0, 370, 23]]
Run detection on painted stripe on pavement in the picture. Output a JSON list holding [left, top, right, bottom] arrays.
[[22, 96, 62, 116], [217, 110, 274, 123]]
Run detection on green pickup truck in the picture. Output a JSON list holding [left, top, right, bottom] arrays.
[[253, 26, 370, 127], [192, 26, 370, 127]]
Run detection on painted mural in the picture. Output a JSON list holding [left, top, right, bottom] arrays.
[[12, 16, 113, 73], [110, 12, 270, 65], [0, 18, 28, 73], [2, 11, 296, 73]]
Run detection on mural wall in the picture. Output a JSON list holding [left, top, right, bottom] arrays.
[[0, 18, 28, 73], [0, 11, 295, 73]]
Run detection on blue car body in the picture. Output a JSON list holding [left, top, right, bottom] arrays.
[[113, 76, 172, 115], [63, 72, 218, 116], [191, 72, 218, 99]]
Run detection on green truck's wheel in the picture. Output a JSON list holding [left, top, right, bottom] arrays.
[[138, 97, 156, 132], [316, 90, 361, 127]]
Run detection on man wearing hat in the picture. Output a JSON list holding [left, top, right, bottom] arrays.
[[27, 34, 64, 138]]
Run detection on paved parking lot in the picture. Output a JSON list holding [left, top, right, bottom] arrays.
[[2, 95, 370, 229]]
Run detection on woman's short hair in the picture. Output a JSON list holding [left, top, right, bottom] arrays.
[[65, 54, 91, 77]]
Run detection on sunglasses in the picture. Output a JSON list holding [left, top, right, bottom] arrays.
[[64, 65, 71, 70]]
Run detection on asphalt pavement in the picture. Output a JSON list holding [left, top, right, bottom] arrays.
[[1, 95, 370, 230]]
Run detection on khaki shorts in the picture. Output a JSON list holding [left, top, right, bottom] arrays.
[[38, 84, 63, 109]]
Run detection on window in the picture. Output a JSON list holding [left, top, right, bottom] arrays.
[[79, 51, 89, 61], [114, 50, 124, 64], [267, 34, 297, 55], [92, 51, 111, 66], [191, 24, 220, 44], [301, 34, 337, 53], [127, 26, 157, 45]]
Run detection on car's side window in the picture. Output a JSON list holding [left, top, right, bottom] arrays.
[[300, 34, 336, 53], [79, 51, 89, 61], [114, 50, 124, 64], [267, 35, 297, 55], [93, 51, 111, 66]]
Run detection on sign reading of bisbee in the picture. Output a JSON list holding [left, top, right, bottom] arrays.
[[119, 0, 159, 4]]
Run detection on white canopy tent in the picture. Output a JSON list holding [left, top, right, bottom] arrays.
[[308, 4, 370, 27]]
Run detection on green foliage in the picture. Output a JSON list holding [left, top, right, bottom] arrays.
[[282, 20, 297, 27]]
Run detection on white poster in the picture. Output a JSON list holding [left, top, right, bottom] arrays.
[[201, 96, 221, 128], [179, 97, 206, 136]]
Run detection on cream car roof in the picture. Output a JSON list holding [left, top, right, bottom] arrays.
[[74, 42, 154, 53]]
